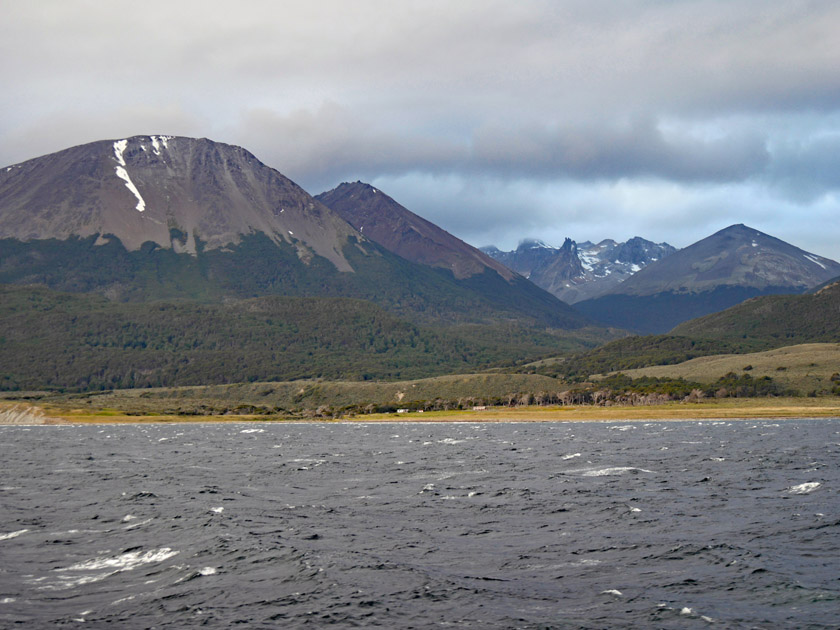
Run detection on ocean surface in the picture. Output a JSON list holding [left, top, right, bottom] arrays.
[[1, 419, 838, 629]]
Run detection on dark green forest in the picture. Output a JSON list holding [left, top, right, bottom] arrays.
[[0, 285, 595, 392]]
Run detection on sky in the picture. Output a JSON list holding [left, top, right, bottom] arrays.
[[2, 0, 840, 258]]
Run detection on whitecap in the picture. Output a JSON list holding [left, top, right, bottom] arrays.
[[602, 589, 623, 596], [240, 429, 264, 434], [60, 548, 179, 573], [123, 518, 154, 530], [37, 547, 180, 591], [210, 507, 224, 514], [199, 567, 217, 576], [570, 558, 601, 566], [0, 529, 29, 541], [561, 453, 581, 460], [788, 482, 821, 494], [580, 467, 655, 476]]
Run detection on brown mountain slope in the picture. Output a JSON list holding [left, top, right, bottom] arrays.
[[316, 182, 515, 281]]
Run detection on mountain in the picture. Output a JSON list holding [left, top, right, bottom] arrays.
[[0, 135, 592, 330], [316, 181, 514, 281], [0, 135, 355, 269], [574, 224, 840, 334], [481, 236, 675, 303]]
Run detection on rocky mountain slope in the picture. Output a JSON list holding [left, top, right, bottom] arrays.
[[0, 135, 355, 269], [317, 182, 514, 281], [574, 224, 840, 333], [482, 236, 675, 303]]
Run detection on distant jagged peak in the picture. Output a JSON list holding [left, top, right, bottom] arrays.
[[482, 234, 677, 304]]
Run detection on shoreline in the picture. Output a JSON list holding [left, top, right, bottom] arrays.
[[3, 398, 839, 425]]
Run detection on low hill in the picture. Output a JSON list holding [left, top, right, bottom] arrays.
[[526, 280, 840, 382], [619, 343, 840, 395], [672, 280, 840, 342]]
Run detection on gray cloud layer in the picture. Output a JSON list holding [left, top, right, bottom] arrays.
[[2, 0, 839, 257]]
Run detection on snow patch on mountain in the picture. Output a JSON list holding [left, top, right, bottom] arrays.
[[114, 166, 146, 212], [113, 140, 128, 166], [804, 253, 827, 270], [149, 135, 172, 156]]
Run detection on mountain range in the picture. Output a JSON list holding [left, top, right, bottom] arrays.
[[482, 237, 676, 303], [0, 135, 589, 329]]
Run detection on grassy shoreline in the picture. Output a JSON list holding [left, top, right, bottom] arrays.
[[3, 397, 839, 425]]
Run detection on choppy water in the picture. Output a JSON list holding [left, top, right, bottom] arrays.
[[1, 419, 838, 629]]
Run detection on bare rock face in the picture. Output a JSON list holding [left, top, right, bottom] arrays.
[[316, 182, 515, 281], [0, 136, 357, 271]]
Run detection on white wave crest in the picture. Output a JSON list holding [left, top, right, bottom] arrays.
[[788, 482, 821, 494], [579, 467, 655, 476], [0, 529, 29, 541]]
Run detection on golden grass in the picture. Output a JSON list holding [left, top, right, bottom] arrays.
[[358, 397, 840, 422], [614, 343, 840, 393], [4, 396, 838, 425]]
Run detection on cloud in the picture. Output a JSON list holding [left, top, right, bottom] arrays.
[[2, 1, 840, 258]]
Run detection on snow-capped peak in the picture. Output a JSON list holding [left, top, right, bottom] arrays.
[[519, 238, 555, 250]]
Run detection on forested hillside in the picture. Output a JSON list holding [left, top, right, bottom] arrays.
[[0, 285, 598, 391]]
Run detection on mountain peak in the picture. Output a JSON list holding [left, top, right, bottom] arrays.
[[317, 182, 515, 281], [0, 135, 357, 271], [604, 223, 840, 297], [517, 238, 556, 251]]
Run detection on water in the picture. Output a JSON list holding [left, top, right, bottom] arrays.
[[1, 419, 838, 628]]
